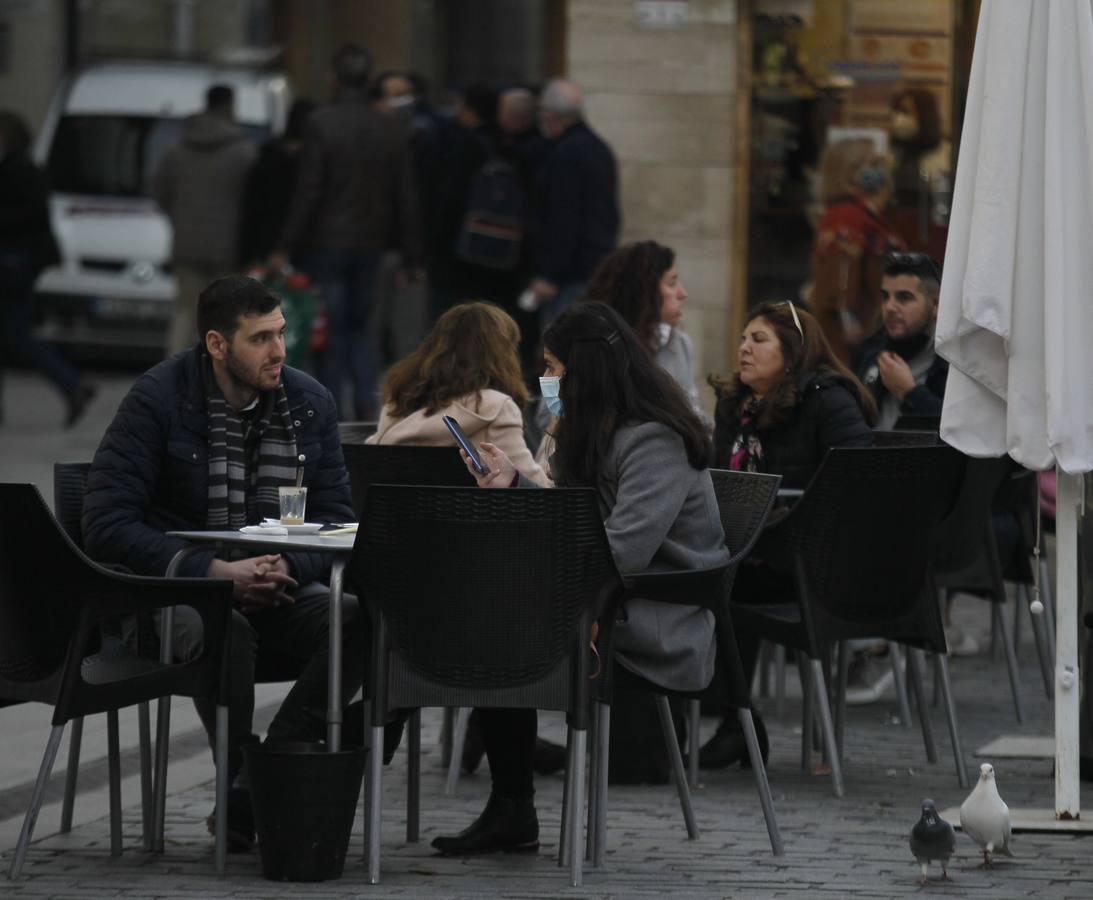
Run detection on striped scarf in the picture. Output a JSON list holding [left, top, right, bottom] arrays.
[[203, 356, 299, 529]]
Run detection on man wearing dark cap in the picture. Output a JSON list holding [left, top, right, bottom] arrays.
[[83, 275, 365, 850]]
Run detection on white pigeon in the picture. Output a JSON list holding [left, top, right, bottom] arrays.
[[960, 762, 1013, 866]]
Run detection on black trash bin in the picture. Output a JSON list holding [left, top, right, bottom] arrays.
[[243, 741, 366, 882]]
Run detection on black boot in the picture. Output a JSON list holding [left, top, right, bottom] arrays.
[[342, 700, 409, 764], [64, 383, 97, 428], [698, 711, 769, 769], [431, 793, 539, 856]]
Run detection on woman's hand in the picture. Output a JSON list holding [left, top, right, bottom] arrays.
[[462, 442, 517, 488]]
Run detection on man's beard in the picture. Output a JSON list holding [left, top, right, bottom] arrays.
[[224, 347, 269, 398]]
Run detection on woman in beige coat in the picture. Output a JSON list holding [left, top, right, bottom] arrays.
[[366, 301, 550, 486]]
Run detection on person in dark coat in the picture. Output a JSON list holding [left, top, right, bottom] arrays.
[[699, 300, 875, 768], [526, 79, 620, 325], [856, 252, 947, 430], [0, 110, 95, 427], [82, 275, 365, 850], [238, 98, 316, 266], [272, 43, 422, 420]]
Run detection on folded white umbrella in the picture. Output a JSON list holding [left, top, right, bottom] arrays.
[[936, 0, 1093, 820]]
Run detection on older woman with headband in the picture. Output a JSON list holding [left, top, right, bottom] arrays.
[[431, 302, 728, 856], [697, 300, 875, 769]]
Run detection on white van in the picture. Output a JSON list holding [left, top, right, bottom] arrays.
[[32, 58, 290, 362]]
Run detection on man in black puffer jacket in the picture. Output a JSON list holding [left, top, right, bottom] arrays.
[[83, 275, 364, 850]]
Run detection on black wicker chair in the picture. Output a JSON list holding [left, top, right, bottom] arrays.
[[729, 446, 969, 796], [1, 483, 233, 878], [577, 469, 785, 869], [51, 462, 157, 846], [341, 443, 475, 518], [349, 484, 622, 887]]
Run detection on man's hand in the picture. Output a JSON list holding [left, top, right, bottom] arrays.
[[208, 554, 298, 613], [877, 351, 916, 400]]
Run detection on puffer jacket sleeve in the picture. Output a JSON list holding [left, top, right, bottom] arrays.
[[82, 372, 216, 578], [280, 384, 354, 585], [814, 383, 874, 450]]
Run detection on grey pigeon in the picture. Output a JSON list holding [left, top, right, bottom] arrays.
[[960, 762, 1013, 866], [910, 799, 956, 883]]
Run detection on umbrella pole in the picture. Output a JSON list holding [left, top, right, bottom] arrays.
[[1055, 467, 1082, 820]]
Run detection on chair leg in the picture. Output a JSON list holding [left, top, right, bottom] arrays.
[[888, 644, 913, 730], [990, 602, 1002, 661], [406, 709, 421, 843], [687, 698, 700, 788], [834, 641, 848, 759], [1019, 583, 1055, 700], [809, 659, 844, 798], [774, 644, 787, 719], [152, 695, 173, 853], [797, 651, 813, 773], [138, 702, 153, 851], [585, 707, 598, 863], [737, 708, 783, 856], [933, 653, 969, 788], [366, 724, 384, 884], [60, 717, 83, 834], [593, 703, 610, 868], [213, 705, 228, 873], [757, 641, 771, 697], [445, 707, 470, 796], [1012, 585, 1024, 661], [440, 706, 454, 768], [359, 700, 371, 860], [994, 600, 1026, 723], [107, 709, 122, 857], [9, 724, 66, 880], [569, 728, 587, 888], [655, 695, 698, 839], [558, 727, 575, 868], [905, 647, 937, 763]]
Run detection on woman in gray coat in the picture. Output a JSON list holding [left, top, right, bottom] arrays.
[[431, 302, 729, 857]]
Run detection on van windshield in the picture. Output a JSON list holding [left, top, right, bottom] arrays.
[[46, 115, 268, 198]]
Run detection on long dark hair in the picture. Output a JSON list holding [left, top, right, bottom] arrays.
[[583, 240, 674, 352], [709, 301, 877, 429], [544, 303, 710, 486]]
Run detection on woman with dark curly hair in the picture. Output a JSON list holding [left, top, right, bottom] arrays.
[[584, 239, 704, 416], [697, 300, 875, 768]]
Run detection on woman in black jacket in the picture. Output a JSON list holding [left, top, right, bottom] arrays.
[[0, 110, 95, 426], [699, 300, 875, 768]]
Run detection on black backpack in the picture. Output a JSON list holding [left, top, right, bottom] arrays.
[[454, 151, 525, 271]]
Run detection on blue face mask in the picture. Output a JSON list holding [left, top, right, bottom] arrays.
[[539, 375, 563, 417], [856, 166, 888, 194]]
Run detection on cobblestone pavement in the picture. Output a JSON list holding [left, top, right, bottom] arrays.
[[2, 371, 1090, 897], [3, 625, 1091, 900]]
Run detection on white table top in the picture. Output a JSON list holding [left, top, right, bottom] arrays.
[[166, 529, 356, 553]]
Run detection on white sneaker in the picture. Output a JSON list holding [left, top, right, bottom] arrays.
[[845, 667, 895, 706], [945, 624, 980, 657]]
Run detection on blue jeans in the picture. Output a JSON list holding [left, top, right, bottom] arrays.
[[306, 249, 382, 420], [538, 281, 586, 328]]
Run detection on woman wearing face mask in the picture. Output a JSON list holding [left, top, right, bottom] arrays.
[[808, 138, 905, 366], [431, 302, 729, 857], [696, 300, 874, 768], [583, 239, 708, 421]]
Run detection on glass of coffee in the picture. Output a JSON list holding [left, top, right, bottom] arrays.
[[278, 486, 308, 525]]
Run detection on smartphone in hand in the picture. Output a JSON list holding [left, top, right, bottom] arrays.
[[442, 415, 489, 475]]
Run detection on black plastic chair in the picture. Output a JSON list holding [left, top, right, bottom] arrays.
[[1, 483, 234, 878], [872, 429, 940, 447], [729, 446, 969, 796], [341, 443, 475, 518], [579, 469, 785, 869], [51, 462, 156, 845], [348, 484, 622, 887], [930, 455, 1053, 721]]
